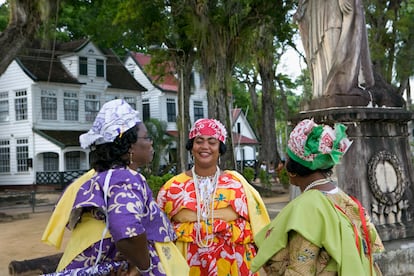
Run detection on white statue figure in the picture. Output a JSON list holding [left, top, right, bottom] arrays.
[[294, 0, 374, 98]]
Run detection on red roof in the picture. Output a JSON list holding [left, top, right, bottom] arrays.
[[167, 130, 178, 137], [232, 108, 242, 121], [131, 52, 178, 92], [232, 132, 259, 145]]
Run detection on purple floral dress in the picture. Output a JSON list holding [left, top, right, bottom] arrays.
[[49, 167, 176, 276]]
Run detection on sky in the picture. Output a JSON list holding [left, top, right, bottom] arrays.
[[278, 43, 305, 80]]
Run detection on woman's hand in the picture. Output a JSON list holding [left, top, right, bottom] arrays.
[[109, 262, 140, 276]]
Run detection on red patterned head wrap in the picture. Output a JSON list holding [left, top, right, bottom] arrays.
[[189, 118, 227, 143]]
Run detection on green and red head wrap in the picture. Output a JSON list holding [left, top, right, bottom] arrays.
[[287, 119, 352, 170]]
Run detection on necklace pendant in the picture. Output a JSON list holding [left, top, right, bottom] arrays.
[[202, 210, 208, 219]]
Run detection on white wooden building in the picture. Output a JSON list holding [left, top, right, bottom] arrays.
[[0, 39, 146, 186], [232, 108, 259, 169], [0, 41, 259, 187]]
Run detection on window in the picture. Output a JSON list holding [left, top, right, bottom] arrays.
[[124, 96, 136, 110], [0, 92, 9, 122], [193, 101, 204, 121], [43, 152, 58, 171], [237, 122, 241, 133], [85, 94, 100, 122], [142, 99, 150, 121], [41, 89, 57, 120], [64, 91, 79, 121], [166, 98, 176, 122], [16, 138, 29, 172], [15, 90, 27, 121], [66, 151, 80, 170], [0, 140, 10, 173], [96, 59, 104, 77], [79, 57, 88, 75]]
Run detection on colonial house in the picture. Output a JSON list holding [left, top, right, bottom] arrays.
[[232, 108, 259, 170], [0, 40, 259, 188], [0, 39, 146, 186]]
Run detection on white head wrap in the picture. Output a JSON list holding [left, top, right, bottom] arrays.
[[79, 99, 141, 149]]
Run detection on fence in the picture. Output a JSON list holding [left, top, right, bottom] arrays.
[[36, 170, 88, 189]]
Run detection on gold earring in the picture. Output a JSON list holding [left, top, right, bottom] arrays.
[[129, 152, 133, 164], [288, 172, 297, 178]]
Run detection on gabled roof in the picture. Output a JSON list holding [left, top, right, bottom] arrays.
[[15, 39, 146, 91], [33, 129, 84, 148], [103, 49, 146, 91], [231, 108, 259, 145], [232, 108, 242, 123], [232, 132, 259, 145], [16, 48, 82, 85], [129, 52, 178, 93]]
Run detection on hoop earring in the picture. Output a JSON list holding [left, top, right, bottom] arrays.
[[129, 152, 133, 165], [288, 172, 296, 178]]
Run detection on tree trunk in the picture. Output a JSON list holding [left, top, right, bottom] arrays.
[[258, 62, 278, 167], [257, 25, 279, 169], [0, 0, 56, 75]]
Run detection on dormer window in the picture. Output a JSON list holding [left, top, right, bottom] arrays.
[[96, 59, 104, 77], [79, 57, 88, 75]]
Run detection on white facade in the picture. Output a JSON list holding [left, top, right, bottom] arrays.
[[0, 43, 259, 187], [124, 53, 209, 131], [232, 108, 259, 165], [0, 40, 145, 186]]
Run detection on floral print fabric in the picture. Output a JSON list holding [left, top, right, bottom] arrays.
[[157, 172, 258, 276], [61, 167, 176, 275]]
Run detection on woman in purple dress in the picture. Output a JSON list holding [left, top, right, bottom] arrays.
[[42, 99, 178, 276]]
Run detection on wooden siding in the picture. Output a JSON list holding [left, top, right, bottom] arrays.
[[0, 61, 36, 185]]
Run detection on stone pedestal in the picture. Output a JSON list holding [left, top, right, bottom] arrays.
[[292, 107, 414, 241]]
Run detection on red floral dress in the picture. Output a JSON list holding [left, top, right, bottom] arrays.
[[157, 172, 258, 276]]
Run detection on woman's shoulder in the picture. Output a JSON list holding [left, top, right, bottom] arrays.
[[165, 172, 191, 184], [98, 167, 144, 183]]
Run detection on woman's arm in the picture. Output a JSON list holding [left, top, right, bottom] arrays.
[[116, 234, 151, 272]]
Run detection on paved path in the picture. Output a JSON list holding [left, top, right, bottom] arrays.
[[262, 193, 290, 219]]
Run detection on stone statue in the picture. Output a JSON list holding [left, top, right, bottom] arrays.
[[294, 0, 374, 98]]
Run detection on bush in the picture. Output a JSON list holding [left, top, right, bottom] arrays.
[[146, 173, 174, 197], [258, 169, 270, 188], [242, 167, 255, 183], [278, 168, 290, 189]]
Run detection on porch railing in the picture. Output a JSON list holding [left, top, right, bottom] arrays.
[[36, 170, 88, 189]]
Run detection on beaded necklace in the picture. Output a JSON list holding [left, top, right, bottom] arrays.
[[192, 166, 220, 248], [303, 178, 331, 192]]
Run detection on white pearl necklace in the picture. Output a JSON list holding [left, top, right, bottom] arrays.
[[192, 166, 220, 248], [303, 178, 331, 192]]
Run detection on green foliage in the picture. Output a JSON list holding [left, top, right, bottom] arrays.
[[0, 1, 8, 32], [146, 173, 173, 197], [144, 118, 174, 176], [242, 167, 255, 183], [258, 169, 270, 188], [295, 68, 312, 102], [365, 0, 414, 86], [278, 167, 290, 189]]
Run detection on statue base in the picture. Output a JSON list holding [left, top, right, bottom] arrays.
[[301, 87, 406, 111]]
